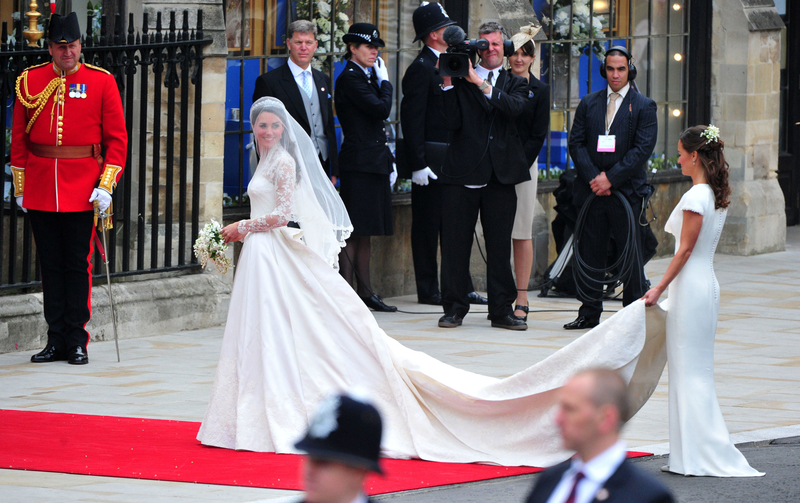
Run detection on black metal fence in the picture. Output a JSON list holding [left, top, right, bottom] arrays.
[[1, 10, 212, 292]]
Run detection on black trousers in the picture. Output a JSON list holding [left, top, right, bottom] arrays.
[[28, 210, 95, 352], [441, 180, 517, 319], [411, 181, 475, 300], [575, 195, 647, 321]]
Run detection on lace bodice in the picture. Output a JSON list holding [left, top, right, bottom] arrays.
[[237, 145, 296, 236]]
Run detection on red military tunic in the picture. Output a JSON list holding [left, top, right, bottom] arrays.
[[11, 61, 127, 211]]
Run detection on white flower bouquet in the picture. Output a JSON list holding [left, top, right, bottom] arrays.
[[295, 0, 351, 71], [542, 0, 607, 58], [194, 220, 233, 274]]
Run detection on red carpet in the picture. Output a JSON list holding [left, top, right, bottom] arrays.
[[0, 410, 651, 494]]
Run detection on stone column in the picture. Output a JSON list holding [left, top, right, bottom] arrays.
[[713, 0, 786, 254]]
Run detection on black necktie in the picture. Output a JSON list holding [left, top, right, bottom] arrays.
[[487, 71, 494, 86]]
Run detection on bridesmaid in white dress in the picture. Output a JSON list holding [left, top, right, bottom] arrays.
[[197, 97, 667, 467], [642, 125, 763, 477]]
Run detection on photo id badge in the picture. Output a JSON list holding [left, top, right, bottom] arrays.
[[597, 135, 616, 153]]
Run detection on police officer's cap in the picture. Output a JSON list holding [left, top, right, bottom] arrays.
[[48, 12, 82, 44], [412, 2, 456, 42], [294, 393, 383, 474], [342, 23, 385, 48]]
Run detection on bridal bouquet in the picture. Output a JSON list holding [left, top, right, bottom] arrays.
[[194, 220, 233, 274]]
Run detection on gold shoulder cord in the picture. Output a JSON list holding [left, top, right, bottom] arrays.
[[84, 63, 111, 75], [15, 69, 63, 133]]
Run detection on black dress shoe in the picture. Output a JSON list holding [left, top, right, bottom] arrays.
[[438, 313, 463, 328], [563, 316, 600, 330], [30, 344, 64, 363], [490, 314, 528, 331], [67, 346, 89, 365], [361, 294, 397, 312], [418, 292, 443, 306], [467, 291, 488, 305]]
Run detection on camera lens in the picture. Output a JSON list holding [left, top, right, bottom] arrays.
[[446, 57, 463, 74]]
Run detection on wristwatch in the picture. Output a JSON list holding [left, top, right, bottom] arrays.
[[478, 79, 490, 91]]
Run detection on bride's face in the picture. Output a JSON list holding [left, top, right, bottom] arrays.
[[254, 111, 284, 152]]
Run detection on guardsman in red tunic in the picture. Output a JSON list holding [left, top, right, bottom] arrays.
[[10, 12, 128, 365]]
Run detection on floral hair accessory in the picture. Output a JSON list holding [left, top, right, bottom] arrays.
[[701, 124, 720, 144]]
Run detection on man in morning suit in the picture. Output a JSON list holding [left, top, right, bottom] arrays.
[[11, 12, 128, 365], [564, 46, 657, 330], [295, 393, 383, 503], [524, 369, 675, 503], [437, 22, 529, 330], [401, 2, 488, 307], [252, 20, 338, 183]]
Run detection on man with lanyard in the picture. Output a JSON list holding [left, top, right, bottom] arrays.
[[400, 2, 488, 307], [564, 46, 657, 330], [10, 12, 128, 365]]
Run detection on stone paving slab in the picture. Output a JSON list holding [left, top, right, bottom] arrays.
[[1, 227, 799, 502]]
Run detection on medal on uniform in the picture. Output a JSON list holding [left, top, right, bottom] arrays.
[[81, 84, 87, 99], [69, 83, 77, 98]]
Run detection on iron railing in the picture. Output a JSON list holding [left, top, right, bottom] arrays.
[[1, 10, 212, 292]]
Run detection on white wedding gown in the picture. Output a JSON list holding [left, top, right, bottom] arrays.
[[661, 184, 762, 477], [197, 146, 668, 467]]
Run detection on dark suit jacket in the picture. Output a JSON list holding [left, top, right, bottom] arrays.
[[400, 46, 449, 177], [525, 459, 675, 503], [438, 68, 530, 186], [252, 62, 339, 177], [568, 87, 657, 207], [516, 73, 550, 167], [334, 60, 394, 175]]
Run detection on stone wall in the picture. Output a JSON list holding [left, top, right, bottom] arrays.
[[712, 0, 786, 254]]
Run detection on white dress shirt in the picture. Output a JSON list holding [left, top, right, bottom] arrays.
[[605, 83, 630, 134], [545, 441, 628, 503], [287, 58, 313, 91]]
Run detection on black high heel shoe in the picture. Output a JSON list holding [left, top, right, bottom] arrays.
[[514, 304, 529, 322]]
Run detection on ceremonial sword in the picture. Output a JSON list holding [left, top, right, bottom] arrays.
[[93, 202, 121, 362]]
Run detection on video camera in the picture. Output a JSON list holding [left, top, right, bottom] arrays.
[[439, 26, 515, 78]]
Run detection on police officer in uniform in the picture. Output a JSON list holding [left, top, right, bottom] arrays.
[[400, 2, 488, 307], [10, 12, 128, 364], [295, 393, 383, 503], [335, 23, 397, 312]]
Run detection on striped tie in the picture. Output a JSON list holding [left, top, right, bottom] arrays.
[[301, 71, 313, 99]]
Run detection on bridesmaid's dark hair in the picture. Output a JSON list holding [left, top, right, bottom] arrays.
[[679, 125, 731, 210]]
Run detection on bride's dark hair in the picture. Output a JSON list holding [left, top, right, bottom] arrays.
[[679, 125, 731, 209]]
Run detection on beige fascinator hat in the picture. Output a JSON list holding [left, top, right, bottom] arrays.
[[511, 22, 542, 52]]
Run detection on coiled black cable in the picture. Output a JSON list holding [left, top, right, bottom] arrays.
[[571, 190, 642, 302]]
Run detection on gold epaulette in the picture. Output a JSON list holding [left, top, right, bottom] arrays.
[[84, 63, 111, 75], [23, 61, 50, 72]]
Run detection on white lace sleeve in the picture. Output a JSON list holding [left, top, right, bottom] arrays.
[[237, 152, 296, 235]]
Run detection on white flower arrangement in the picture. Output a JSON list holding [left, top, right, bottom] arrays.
[[296, 0, 351, 71], [702, 125, 721, 144], [193, 219, 233, 274], [542, 0, 607, 58]]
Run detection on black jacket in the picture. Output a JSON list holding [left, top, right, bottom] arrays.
[[525, 459, 675, 503], [568, 87, 658, 207], [334, 60, 394, 175], [400, 46, 449, 177], [437, 68, 530, 186], [516, 73, 550, 167], [252, 62, 339, 177]]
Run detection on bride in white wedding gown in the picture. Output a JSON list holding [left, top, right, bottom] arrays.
[[643, 125, 762, 477], [197, 97, 667, 467]]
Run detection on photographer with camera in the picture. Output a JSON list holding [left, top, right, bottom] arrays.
[[400, 2, 487, 307], [435, 22, 530, 330]]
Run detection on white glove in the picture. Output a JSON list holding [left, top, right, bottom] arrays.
[[374, 56, 389, 84], [89, 188, 112, 212], [389, 163, 398, 187], [411, 167, 438, 186], [15, 196, 27, 213]]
